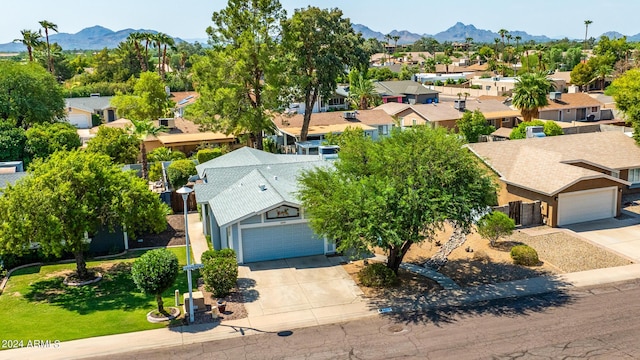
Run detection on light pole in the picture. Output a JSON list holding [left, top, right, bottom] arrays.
[[176, 186, 195, 323]]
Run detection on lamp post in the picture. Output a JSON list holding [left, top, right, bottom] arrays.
[[176, 186, 195, 323]]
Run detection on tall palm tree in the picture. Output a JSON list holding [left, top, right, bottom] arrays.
[[129, 119, 167, 180], [39, 20, 58, 74], [493, 38, 501, 60], [392, 35, 400, 53], [14, 29, 42, 62], [441, 56, 452, 74], [498, 29, 509, 48], [348, 73, 379, 110], [160, 35, 175, 80], [127, 32, 147, 71], [512, 71, 555, 122], [506, 34, 513, 46], [384, 33, 392, 64], [584, 20, 593, 49], [536, 44, 547, 71], [465, 37, 473, 60]]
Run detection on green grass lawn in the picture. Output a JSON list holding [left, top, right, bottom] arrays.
[[0, 247, 199, 343]]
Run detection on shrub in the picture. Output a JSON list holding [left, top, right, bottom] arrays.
[[201, 250, 217, 263], [196, 148, 223, 164], [477, 211, 515, 247], [166, 159, 196, 189], [510, 245, 540, 266], [202, 256, 238, 298], [200, 248, 236, 263], [357, 262, 397, 288], [131, 249, 179, 312]]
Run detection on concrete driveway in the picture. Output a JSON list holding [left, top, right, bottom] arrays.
[[237, 255, 372, 328], [564, 214, 640, 262]]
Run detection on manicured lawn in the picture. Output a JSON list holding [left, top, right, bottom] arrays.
[[0, 247, 198, 343]]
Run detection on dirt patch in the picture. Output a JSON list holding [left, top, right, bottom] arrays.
[[129, 214, 187, 249]]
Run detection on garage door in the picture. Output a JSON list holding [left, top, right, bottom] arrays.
[[241, 223, 324, 263], [68, 114, 91, 128], [557, 187, 617, 226]]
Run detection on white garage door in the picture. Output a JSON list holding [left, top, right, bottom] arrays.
[[557, 187, 617, 226], [68, 114, 91, 129], [241, 223, 325, 263]]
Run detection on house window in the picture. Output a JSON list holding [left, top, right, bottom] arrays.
[[629, 168, 640, 183], [591, 106, 598, 112], [485, 86, 491, 91], [378, 125, 388, 135], [412, 119, 417, 126]]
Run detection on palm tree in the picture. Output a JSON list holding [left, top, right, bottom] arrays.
[[392, 35, 400, 53], [14, 29, 42, 62], [465, 37, 473, 60], [512, 71, 555, 122], [441, 56, 452, 74], [498, 29, 509, 48], [128, 32, 147, 71], [348, 73, 379, 110], [129, 119, 167, 180], [493, 38, 501, 58], [39, 20, 58, 74], [160, 34, 175, 80], [384, 34, 392, 64], [506, 34, 513, 46], [584, 20, 593, 49], [536, 44, 547, 71]]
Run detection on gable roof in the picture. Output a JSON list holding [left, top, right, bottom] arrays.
[[540, 93, 603, 111], [0, 172, 27, 189], [65, 96, 114, 113], [467, 131, 637, 196], [379, 99, 517, 123], [273, 109, 395, 136], [373, 80, 440, 97]]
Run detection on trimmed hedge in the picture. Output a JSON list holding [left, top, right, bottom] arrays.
[[510, 245, 540, 266], [358, 262, 397, 288], [166, 159, 196, 189]]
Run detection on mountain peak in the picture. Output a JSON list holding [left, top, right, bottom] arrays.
[[74, 25, 114, 38]]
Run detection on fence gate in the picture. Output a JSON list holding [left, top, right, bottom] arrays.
[[508, 200, 522, 225]]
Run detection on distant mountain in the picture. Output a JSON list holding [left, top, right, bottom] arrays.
[[0, 25, 186, 52]]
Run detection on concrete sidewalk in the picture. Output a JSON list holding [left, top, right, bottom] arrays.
[[187, 212, 209, 264]]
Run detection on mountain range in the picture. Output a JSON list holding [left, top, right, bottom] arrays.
[[1, 22, 639, 52]]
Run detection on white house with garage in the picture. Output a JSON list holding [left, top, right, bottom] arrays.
[[194, 147, 335, 263], [467, 131, 640, 227], [65, 96, 117, 129]]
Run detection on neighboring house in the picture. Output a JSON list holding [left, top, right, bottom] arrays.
[[65, 96, 116, 129], [537, 92, 604, 122], [285, 86, 349, 114], [467, 131, 640, 227], [194, 147, 336, 264], [0, 161, 27, 191], [375, 98, 519, 130], [373, 80, 440, 104], [471, 76, 567, 96], [272, 109, 396, 154], [171, 91, 199, 118]]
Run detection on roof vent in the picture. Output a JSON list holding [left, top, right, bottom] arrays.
[[259, 184, 267, 191], [549, 92, 562, 101], [273, 176, 278, 181], [343, 111, 357, 120]]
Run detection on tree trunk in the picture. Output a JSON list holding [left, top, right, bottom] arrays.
[[254, 132, 264, 150], [140, 143, 148, 180], [300, 89, 318, 142], [156, 293, 164, 313], [386, 241, 414, 274], [74, 250, 89, 280]]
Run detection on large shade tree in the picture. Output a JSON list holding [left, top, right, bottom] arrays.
[[188, 0, 286, 150], [281, 6, 366, 142], [298, 127, 497, 273], [86, 126, 141, 165], [607, 68, 640, 144], [0, 62, 65, 129], [0, 151, 170, 279], [512, 71, 555, 122]]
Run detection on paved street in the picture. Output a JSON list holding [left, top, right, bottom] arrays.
[[88, 281, 640, 360]]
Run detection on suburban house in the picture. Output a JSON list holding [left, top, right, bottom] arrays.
[[272, 109, 396, 154], [467, 131, 640, 227], [373, 80, 440, 104], [375, 98, 519, 130], [285, 86, 349, 115], [537, 92, 605, 122], [194, 147, 335, 263], [65, 96, 117, 129], [470, 76, 567, 96], [0, 161, 26, 189]]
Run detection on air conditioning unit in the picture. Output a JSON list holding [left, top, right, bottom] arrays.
[[526, 126, 545, 138], [343, 111, 357, 120], [454, 99, 466, 111], [549, 92, 562, 101], [158, 118, 175, 129]]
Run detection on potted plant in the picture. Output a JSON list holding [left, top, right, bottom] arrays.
[[217, 299, 226, 313]]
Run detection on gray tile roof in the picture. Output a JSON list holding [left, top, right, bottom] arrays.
[[0, 172, 28, 193], [195, 147, 331, 226], [65, 96, 115, 113], [467, 131, 638, 196], [373, 80, 440, 97]]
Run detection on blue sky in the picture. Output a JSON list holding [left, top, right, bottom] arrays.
[[2, 0, 638, 44]]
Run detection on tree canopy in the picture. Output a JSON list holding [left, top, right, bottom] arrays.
[[509, 119, 563, 139], [0, 150, 170, 279], [188, 0, 286, 150], [24, 122, 81, 163], [131, 248, 179, 313], [512, 71, 555, 122], [607, 68, 640, 144], [298, 127, 497, 273], [0, 62, 65, 129], [457, 110, 495, 143], [110, 71, 173, 121], [86, 126, 141, 165], [281, 6, 366, 141]]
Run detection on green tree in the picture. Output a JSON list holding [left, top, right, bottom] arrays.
[[476, 211, 515, 247], [166, 159, 196, 189], [196, 148, 223, 164], [129, 119, 167, 180], [570, 62, 593, 91], [14, 29, 43, 62], [131, 248, 179, 313], [111, 71, 173, 122], [509, 119, 563, 139], [0, 151, 169, 279], [39, 20, 58, 75], [607, 68, 640, 143], [24, 123, 81, 162], [86, 126, 141, 164], [148, 147, 186, 163], [348, 72, 379, 110], [584, 20, 593, 49], [0, 122, 26, 162], [0, 62, 65, 129], [281, 6, 366, 142], [512, 71, 555, 122], [188, 0, 285, 150], [298, 127, 497, 273], [457, 110, 495, 143]]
